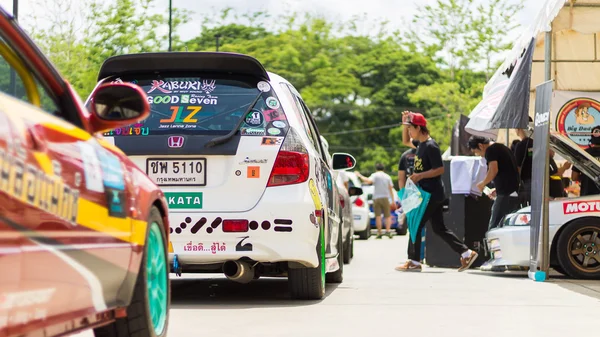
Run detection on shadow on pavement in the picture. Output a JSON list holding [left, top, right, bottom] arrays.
[[170, 276, 339, 309], [466, 269, 600, 300]]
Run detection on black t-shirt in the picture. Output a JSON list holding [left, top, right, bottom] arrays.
[[413, 138, 445, 201], [514, 137, 533, 181], [398, 148, 417, 176], [484, 143, 519, 195], [572, 146, 600, 196]]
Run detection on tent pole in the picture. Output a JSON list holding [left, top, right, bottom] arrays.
[[544, 31, 552, 81], [540, 29, 553, 278]]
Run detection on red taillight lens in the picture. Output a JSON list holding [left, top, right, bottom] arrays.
[[223, 220, 249, 232], [339, 195, 345, 208], [267, 151, 310, 187], [354, 198, 364, 207]]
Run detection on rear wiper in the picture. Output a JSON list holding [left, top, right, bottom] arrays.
[[205, 93, 263, 148]]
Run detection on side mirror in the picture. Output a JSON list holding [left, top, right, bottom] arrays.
[[348, 186, 363, 197], [332, 153, 356, 170], [87, 83, 150, 134]]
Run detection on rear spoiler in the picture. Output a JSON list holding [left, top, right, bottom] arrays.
[[97, 52, 269, 81]]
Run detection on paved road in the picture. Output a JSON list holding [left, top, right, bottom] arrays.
[[74, 234, 600, 337]]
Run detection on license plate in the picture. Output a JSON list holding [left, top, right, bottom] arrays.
[[146, 158, 207, 186]]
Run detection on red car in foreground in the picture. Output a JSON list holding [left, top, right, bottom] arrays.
[[0, 6, 170, 337]]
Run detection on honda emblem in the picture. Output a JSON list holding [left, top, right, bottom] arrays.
[[168, 136, 185, 148]]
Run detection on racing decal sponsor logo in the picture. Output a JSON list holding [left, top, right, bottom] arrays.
[[159, 106, 202, 126], [265, 97, 280, 109], [236, 236, 253, 251], [180, 94, 218, 105], [556, 97, 600, 148], [239, 157, 267, 164], [240, 127, 266, 136], [105, 188, 126, 218], [308, 178, 323, 211], [247, 166, 260, 178], [147, 79, 216, 94], [261, 137, 283, 145], [164, 192, 203, 209], [170, 216, 293, 234], [103, 123, 150, 137], [563, 200, 600, 214], [244, 110, 265, 127], [183, 241, 226, 254], [78, 142, 104, 193], [0, 148, 79, 224], [257, 81, 271, 92]]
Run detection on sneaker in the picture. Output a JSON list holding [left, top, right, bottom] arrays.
[[395, 261, 422, 272], [458, 251, 479, 272], [387, 232, 393, 239], [376, 234, 383, 239]]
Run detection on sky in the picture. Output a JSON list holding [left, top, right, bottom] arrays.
[[0, 0, 547, 69], [1, 0, 546, 41]]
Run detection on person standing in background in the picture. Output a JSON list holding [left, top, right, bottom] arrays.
[[572, 125, 600, 196], [398, 139, 419, 189], [356, 164, 395, 239], [549, 149, 571, 199], [468, 136, 519, 230], [514, 117, 534, 207], [398, 139, 421, 261]]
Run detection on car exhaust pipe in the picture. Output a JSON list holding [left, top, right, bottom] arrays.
[[223, 260, 254, 284]]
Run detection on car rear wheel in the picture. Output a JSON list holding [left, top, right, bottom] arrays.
[[357, 227, 370, 240], [343, 228, 353, 264], [94, 207, 169, 337], [396, 226, 407, 236], [326, 224, 344, 284], [557, 219, 600, 279], [288, 225, 326, 300]]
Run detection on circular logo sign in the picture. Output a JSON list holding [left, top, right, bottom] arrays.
[[257, 81, 271, 92], [556, 97, 600, 148], [273, 121, 286, 128], [265, 97, 280, 109], [267, 128, 281, 135], [244, 110, 264, 127]]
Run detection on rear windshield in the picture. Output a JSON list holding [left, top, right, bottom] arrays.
[[101, 76, 288, 137]]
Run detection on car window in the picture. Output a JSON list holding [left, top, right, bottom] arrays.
[[297, 98, 330, 165], [0, 36, 61, 117], [102, 76, 288, 137], [286, 89, 323, 158]]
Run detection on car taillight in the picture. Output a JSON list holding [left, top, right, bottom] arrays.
[[223, 220, 249, 232], [267, 128, 309, 187], [339, 195, 345, 208], [354, 198, 364, 207]]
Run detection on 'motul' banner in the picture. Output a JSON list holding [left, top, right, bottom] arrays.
[[529, 80, 553, 282], [552, 90, 600, 148]]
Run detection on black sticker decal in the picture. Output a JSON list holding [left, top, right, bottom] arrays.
[[236, 236, 253, 252]]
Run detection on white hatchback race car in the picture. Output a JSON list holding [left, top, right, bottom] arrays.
[[93, 52, 357, 299], [483, 132, 600, 279]]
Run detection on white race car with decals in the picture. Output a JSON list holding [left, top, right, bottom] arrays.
[[482, 132, 600, 279], [93, 52, 359, 299]]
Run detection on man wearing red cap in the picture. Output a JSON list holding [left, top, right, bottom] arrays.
[[396, 111, 478, 272]]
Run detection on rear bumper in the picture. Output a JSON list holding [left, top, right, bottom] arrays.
[[352, 207, 369, 232], [167, 185, 320, 267]]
